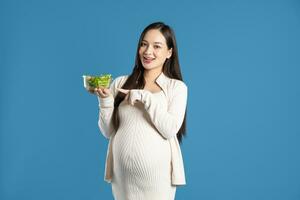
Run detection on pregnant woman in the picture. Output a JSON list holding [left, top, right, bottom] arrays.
[[91, 21, 188, 200]]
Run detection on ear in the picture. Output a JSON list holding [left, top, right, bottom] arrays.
[[167, 48, 173, 59]]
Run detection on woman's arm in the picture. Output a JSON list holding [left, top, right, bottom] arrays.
[[98, 95, 115, 139], [121, 81, 188, 139], [97, 76, 127, 139]]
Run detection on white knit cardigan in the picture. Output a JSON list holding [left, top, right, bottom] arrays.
[[98, 72, 187, 186]]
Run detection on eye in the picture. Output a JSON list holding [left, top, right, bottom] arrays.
[[154, 45, 161, 49], [140, 42, 147, 47]]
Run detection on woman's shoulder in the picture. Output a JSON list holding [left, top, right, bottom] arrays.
[[167, 77, 188, 91], [110, 75, 129, 88]]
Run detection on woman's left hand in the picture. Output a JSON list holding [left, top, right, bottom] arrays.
[[117, 88, 142, 106]]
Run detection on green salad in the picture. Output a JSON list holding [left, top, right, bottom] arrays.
[[87, 74, 112, 88]]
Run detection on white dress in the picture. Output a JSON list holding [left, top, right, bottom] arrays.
[[98, 73, 187, 200], [111, 91, 176, 200]]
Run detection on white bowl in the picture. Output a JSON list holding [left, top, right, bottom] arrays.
[[82, 75, 91, 90]]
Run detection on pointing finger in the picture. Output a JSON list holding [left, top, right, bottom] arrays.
[[117, 88, 130, 94]]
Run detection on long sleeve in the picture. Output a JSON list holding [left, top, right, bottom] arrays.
[[98, 95, 114, 139], [130, 81, 188, 139], [97, 76, 128, 139]]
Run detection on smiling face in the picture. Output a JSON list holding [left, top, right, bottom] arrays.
[[138, 29, 172, 71]]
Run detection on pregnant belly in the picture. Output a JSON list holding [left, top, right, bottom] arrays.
[[112, 128, 171, 176]]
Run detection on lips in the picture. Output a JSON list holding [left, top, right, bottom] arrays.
[[143, 56, 155, 64]]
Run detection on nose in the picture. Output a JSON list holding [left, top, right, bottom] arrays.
[[144, 45, 153, 55]]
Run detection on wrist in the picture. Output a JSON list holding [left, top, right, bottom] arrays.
[[97, 95, 114, 108]]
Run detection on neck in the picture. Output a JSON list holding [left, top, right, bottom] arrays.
[[143, 68, 162, 84]]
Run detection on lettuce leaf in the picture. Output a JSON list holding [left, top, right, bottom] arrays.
[[87, 74, 112, 88]]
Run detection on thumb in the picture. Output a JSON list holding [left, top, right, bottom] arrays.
[[102, 88, 111, 94]]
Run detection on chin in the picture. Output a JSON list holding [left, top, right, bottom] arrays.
[[142, 63, 155, 69], [142, 65, 154, 70], [143, 66, 163, 71]]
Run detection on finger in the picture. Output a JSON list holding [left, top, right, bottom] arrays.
[[94, 88, 101, 96], [94, 88, 100, 94], [95, 88, 106, 97], [99, 89, 108, 97], [102, 88, 111, 95], [92, 88, 99, 95], [117, 88, 129, 94]]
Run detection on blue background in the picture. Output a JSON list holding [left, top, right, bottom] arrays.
[[1, 0, 300, 199]]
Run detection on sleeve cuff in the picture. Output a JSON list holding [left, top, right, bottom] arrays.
[[98, 95, 114, 108], [139, 90, 152, 108]]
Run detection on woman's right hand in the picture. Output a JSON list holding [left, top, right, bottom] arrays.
[[88, 87, 111, 98]]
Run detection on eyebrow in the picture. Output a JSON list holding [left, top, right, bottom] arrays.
[[142, 40, 163, 45]]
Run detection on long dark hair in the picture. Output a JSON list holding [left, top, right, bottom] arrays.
[[112, 22, 187, 143]]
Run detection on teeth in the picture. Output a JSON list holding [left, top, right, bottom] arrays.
[[144, 57, 154, 60]]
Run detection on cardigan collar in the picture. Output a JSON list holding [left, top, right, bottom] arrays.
[[155, 72, 169, 93]]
